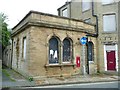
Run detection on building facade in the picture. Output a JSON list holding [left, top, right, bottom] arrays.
[[118, 2, 120, 76], [11, 11, 97, 79], [58, 0, 119, 74], [3, 45, 12, 68]]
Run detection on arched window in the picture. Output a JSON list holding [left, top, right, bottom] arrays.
[[49, 37, 59, 64], [87, 41, 94, 61], [63, 38, 73, 63]]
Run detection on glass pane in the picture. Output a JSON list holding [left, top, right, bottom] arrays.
[[49, 37, 59, 64], [23, 38, 26, 60], [63, 39, 71, 62], [82, 0, 91, 11], [62, 8, 68, 17], [103, 15, 116, 32]]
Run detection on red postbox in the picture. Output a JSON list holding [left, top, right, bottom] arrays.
[[76, 56, 80, 67]]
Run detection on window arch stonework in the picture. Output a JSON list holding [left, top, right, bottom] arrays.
[[63, 38, 73, 63], [49, 36, 60, 64], [48, 36, 74, 65], [87, 41, 94, 61]]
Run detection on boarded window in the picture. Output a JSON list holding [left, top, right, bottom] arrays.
[[49, 37, 59, 64], [103, 14, 116, 32]]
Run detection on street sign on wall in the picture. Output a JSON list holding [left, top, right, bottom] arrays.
[[80, 37, 87, 45]]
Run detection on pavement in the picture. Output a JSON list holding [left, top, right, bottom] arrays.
[[35, 74, 119, 86], [1, 66, 120, 89], [2, 66, 35, 88]]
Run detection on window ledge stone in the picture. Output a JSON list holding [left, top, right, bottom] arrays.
[[44, 63, 76, 67], [102, 31, 117, 34]]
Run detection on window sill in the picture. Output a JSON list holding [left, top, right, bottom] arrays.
[[44, 63, 76, 67], [102, 31, 117, 34], [82, 9, 91, 13], [89, 61, 94, 64], [102, 2, 115, 6]]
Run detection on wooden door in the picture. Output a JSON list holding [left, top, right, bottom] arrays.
[[106, 51, 116, 71]]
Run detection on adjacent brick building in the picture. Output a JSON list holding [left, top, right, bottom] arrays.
[[11, 11, 97, 79]]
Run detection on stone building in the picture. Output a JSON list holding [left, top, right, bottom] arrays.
[[3, 45, 12, 68], [58, 0, 119, 74], [11, 11, 97, 79]]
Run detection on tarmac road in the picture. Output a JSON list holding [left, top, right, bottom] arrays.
[[4, 81, 120, 90]]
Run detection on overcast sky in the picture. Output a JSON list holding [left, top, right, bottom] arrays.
[[0, 0, 70, 28]]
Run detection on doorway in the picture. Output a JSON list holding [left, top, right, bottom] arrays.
[[106, 51, 116, 71], [86, 41, 94, 74]]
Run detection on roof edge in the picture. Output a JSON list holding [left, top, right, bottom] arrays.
[[57, 1, 71, 11], [12, 10, 95, 30]]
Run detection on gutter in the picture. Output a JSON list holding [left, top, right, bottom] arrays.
[[86, 1, 98, 37], [69, 1, 71, 18], [10, 39, 13, 69]]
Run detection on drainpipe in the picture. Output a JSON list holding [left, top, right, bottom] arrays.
[[10, 39, 13, 69], [86, 1, 98, 37], [92, 1, 99, 73], [69, 1, 71, 18], [92, 1, 98, 37], [85, 1, 99, 74]]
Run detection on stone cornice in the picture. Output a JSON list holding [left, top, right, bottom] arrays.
[[12, 10, 96, 37]]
